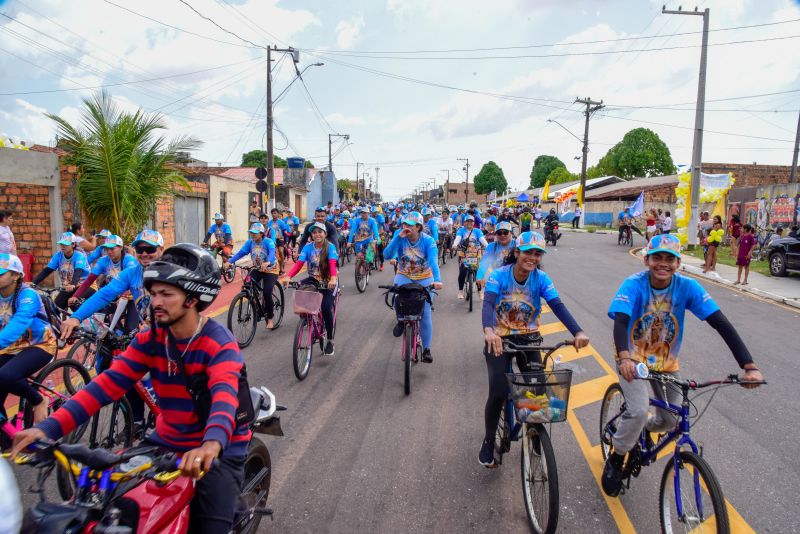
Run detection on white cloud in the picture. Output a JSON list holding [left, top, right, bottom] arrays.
[[335, 15, 365, 49]]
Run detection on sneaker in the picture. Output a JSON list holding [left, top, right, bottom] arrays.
[[392, 322, 404, 337], [324, 340, 335, 356], [422, 348, 433, 363], [479, 438, 497, 468], [601, 452, 626, 497], [457, 290, 464, 299], [379, 264, 384, 272]]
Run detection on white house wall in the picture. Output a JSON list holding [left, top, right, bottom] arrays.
[[209, 174, 254, 244]]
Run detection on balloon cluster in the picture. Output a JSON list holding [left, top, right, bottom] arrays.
[[673, 172, 734, 246], [0, 133, 35, 150]]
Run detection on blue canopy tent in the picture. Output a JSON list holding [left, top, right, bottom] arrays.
[[516, 193, 529, 202]]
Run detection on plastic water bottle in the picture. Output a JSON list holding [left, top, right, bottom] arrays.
[[45, 379, 54, 391], [635, 362, 650, 379], [119, 455, 152, 472]]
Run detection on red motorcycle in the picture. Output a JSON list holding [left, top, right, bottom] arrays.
[[12, 386, 284, 534], [544, 220, 561, 246]]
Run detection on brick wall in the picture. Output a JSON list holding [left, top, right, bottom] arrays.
[[702, 163, 793, 188], [644, 184, 678, 203], [0, 182, 53, 274], [443, 181, 488, 205]]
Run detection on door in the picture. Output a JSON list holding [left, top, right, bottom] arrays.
[[174, 196, 207, 245], [295, 193, 302, 220], [787, 238, 800, 270]]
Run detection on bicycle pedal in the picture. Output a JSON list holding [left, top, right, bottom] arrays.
[[253, 507, 273, 516]]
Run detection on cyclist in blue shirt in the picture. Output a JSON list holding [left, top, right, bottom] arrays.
[[452, 216, 489, 300], [348, 207, 379, 260], [476, 222, 515, 290], [70, 234, 137, 305], [203, 213, 233, 260], [226, 223, 279, 330], [480, 232, 589, 467], [86, 229, 111, 265], [385, 212, 442, 363], [601, 233, 763, 496], [266, 208, 290, 272], [0, 253, 58, 424], [421, 208, 439, 243], [373, 207, 386, 229], [32, 232, 90, 310], [452, 206, 467, 227]]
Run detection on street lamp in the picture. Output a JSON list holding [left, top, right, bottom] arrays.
[[546, 119, 583, 144]]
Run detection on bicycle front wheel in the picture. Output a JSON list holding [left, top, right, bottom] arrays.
[[293, 317, 313, 380], [521, 423, 559, 534], [599, 383, 625, 461], [228, 292, 257, 348], [66, 338, 99, 375], [467, 272, 474, 312], [355, 260, 368, 293], [659, 451, 729, 534], [403, 323, 413, 395], [271, 283, 285, 329]]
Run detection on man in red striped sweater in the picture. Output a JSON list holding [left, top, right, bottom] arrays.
[[12, 244, 251, 534]]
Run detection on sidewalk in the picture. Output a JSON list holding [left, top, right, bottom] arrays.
[[677, 253, 800, 309]]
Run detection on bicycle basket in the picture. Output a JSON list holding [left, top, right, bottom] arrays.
[[506, 368, 572, 424], [394, 284, 428, 318], [365, 246, 375, 264], [293, 287, 322, 315], [462, 255, 479, 268]]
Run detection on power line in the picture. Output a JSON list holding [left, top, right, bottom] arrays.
[[305, 17, 800, 55], [175, 0, 267, 50], [606, 88, 800, 110]]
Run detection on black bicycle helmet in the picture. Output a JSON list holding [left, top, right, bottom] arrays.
[[142, 243, 221, 311]]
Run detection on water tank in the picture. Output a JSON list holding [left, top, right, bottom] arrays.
[[287, 157, 305, 169]]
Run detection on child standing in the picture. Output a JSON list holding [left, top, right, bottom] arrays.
[[703, 215, 724, 273], [736, 224, 756, 285]]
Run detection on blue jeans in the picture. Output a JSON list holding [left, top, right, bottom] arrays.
[[393, 274, 434, 349]]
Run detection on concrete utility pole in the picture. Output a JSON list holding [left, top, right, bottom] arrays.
[[440, 169, 450, 204], [354, 162, 362, 199], [267, 46, 300, 210], [664, 5, 709, 246], [791, 108, 799, 185], [328, 133, 350, 174], [375, 167, 380, 196], [458, 158, 470, 204], [575, 97, 604, 227]]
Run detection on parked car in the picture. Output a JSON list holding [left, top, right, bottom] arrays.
[[767, 237, 800, 277]]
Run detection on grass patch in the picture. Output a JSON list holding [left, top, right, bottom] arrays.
[[681, 245, 772, 277]]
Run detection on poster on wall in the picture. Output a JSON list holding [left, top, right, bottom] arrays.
[[743, 201, 759, 227], [769, 196, 796, 226], [757, 198, 769, 228], [727, 202, 741, 226]]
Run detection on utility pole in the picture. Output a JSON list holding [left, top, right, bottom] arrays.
[[375, 167, 380, 197], [791, 108, 799, 185], [267, 46, 300, 211], [328, 133, 349, 174], [458, 158, 470, 204], [354, 162, 362, 200], [575, 97, 604, 228], [664, 5, 709, 246], [440, 169, 450, 204]]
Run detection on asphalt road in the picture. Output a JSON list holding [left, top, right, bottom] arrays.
[[11, 231, 799, 533]]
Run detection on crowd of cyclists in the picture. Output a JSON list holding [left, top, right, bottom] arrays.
[[0, 195, 766, 533]]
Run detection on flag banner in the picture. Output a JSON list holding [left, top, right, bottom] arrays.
[[629, 191, 644, 218]]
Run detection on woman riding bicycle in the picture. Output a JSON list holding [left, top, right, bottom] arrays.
[[479, 232, 589, 467], [70, 234, 137, 306], [601, 233, 763, 497], [348, 207, 379, 263], [0, 253, 58, 424], [31, 232, 90, 310], [475, 222, 515, 295], [281, 223, 339, 356], [226, 223, 280, 330], [384, 212, 443, 363], [452, 215, 488, 300]]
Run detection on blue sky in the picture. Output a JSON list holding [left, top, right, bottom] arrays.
[[1, 0, 799, 200]]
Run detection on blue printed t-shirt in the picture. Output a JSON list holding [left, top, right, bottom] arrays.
[[268, 218, 288, 240], [484, 265, 558, 337], [47, 250, 89, 286], [351, 218, 377, 243], [208, 223, 232, 243], [456, 226, 484, 260], [91, 253, 138, 282], [72, 264, 148, 323], [86, 247, 106, 265], [298, 242, 339, 281], [476, 241, 515, 281], [608, 271, 719, 372], [230, 238, 278, 275], [385, 233, 440, 282], [0, 286, 57, 356]]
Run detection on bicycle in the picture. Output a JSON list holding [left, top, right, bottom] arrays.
[[379, 284, 436, 396], [353, 243, 376, 293], [599, 370, 766, 533], [0, 357, 93, 500], [338, 231, 351, 263], [8, 384, 285, 533], [288, 279, 340, 381], [201, 243, 235, 283], [227, 265, 285, 349], [459, 250, 480, 312], [492, 337, 574, 534], [752, 226, 775, 262], [618, 224, 633, 247]]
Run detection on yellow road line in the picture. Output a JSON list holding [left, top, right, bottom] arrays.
[[538, 321, 567, 336], [569, 374, 617, 410]]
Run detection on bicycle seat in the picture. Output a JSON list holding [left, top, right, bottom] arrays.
[[58, 443, 155, 470]]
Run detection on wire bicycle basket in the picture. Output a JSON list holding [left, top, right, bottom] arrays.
[[293, 287, 322, 316], [506, 368, 573, 424]]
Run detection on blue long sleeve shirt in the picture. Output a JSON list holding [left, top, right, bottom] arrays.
[[476, 241, 515, 281], [349, 217, 379, 244], [422, 219, 439, 242], [229, 238, 277, 272], [385, 233, 441, 283], [71, 263, 148, 322], [0, 286, 57, 355], [205, 223, 233, 244]]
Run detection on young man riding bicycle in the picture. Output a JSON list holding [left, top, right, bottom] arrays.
[[13, 243, 250, 534], [602, 233, 764, 497], [202, 213, 233, 263]]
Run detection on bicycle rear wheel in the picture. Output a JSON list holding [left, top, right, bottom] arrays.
[[66, 338, 98, 375], [493, 400, 511, 465], [599, 383, 624, 461], [355, 260, 367, 293], [24, 359, 92, 430], [237, 438, 272, 533], [659, 451, 729, 534], [271, 283, 285, 329], [293, 317, 313, 380], [403, 323, 413, 396], [228, 292, 257, 348], [521, 423, 559, 534]]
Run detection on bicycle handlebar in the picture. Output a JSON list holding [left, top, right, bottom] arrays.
[[643, 372, 767, 389]]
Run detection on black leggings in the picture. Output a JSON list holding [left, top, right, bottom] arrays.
[[301, 277, 335, 340], [252, 271, 279, 320], [376, 241, 385, 265], [458, 263, 476, 290], [0, 346, 53, 417], [483, 345, 541, 441]]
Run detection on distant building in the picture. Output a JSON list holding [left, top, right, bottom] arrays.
[[443, 180, 487, 205]]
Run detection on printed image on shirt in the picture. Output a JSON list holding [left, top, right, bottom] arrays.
[[0, 290, 57, 355], [398, 244, 432, 280], [630, 295, 679, 372], [495, 287, 538, 336], [355, 221, 372, 241]]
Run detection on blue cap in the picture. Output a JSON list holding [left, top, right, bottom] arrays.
[[402, 211, 424, 226], [463, 215, 475, 222], [57, 232, 76, 246], [495, 222, 513, 233], [132, 229, 164, 247], [646, 233, 681, 258], [0, 253, 24, 275], [516, 231, 546, 253], [213, 212, 224, 220], [310, 222, 328, 234], [249, 223, 266, 234], [101, 234, 124, 248], [95, 229, 111, 238]]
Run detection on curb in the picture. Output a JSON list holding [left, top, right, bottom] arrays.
[[561, 228, 611, 235], [680, 264, 800, 310]]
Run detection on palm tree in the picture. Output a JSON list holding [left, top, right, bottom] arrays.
[[47, 92, 201, 241]]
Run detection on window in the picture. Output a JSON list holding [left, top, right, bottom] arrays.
[[449, 188, 458, 194], [219, 191, 227, 218]]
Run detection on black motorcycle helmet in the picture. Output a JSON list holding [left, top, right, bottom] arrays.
[[143, 243, 221, 311]]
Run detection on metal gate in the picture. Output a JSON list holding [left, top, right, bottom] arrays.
[[174, 196, 207, 245]]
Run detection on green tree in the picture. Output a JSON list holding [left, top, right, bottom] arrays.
[[546, 166, 579, 185], [47, 92, 199, 241], [241, 149, 287, 168], [596, 128, 675, 179], [337, 178, 353, 193], [529, 155, 566, 188], [473, 161, 508, 195], [586, 166, 603, 179]]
